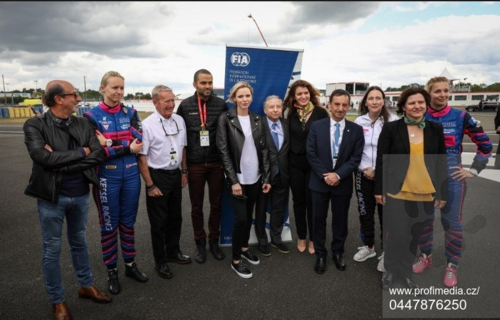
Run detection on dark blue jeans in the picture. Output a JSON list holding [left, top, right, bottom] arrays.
[[37, 194, 94, 304]]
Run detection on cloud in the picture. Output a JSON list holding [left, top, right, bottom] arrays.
[[0, 2, 176, 60], [1, 2, 499, 94], [290, 2, 381, 26]]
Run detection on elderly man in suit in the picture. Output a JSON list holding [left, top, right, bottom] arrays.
[[306, 89, 364, 274], [255, 96, 291, 256]]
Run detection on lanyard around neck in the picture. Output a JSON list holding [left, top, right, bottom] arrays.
[[197, 96, 207, 130]]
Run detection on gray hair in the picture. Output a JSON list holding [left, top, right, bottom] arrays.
[[263, 95, 282, 110], [152, 85, 174, 100]]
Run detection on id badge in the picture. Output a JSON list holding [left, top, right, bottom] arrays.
[[200, 130, 210, 147], [170, 150, 178, 162]]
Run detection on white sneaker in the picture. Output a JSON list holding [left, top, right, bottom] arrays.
[[377, 252, 385, 272], [353, 245, 376, 262]]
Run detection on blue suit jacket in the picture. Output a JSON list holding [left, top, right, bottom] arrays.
[[306, 118, 364, 194]]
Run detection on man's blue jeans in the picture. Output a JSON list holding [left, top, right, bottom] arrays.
[[37, 194, 94, 304]]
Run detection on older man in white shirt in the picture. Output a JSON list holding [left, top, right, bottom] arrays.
[[138, 85, 191, 280]]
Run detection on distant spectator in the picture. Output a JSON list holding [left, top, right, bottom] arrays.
[[495, 105, 500, 169], [384, 99, 392, 109], [29, 104, 41, 117]]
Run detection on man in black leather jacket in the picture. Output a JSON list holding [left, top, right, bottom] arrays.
[[23, 80, 110, 320], [176, 69, 228, 264]]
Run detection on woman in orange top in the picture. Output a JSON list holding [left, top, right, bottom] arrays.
[[374, 87, 448, 290]]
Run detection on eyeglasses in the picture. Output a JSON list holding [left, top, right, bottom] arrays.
[[160, 118, 180, 136], [58, 92, 80, 99]]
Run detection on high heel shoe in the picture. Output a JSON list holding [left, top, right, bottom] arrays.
[[297, 239, 306, 253], [308, 241, 315, 255]]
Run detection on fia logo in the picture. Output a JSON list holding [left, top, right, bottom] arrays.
[[231, 52, 250, 67]]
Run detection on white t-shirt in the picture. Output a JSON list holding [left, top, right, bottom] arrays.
[[237, 115, 260, 185], [354, 113, 399, 171]]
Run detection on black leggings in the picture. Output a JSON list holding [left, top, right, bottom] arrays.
[[228, 181, 261, 261]]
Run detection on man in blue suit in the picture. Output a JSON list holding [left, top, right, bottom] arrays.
[[306, 89, 364, 274], [255, 95, 290, 256]]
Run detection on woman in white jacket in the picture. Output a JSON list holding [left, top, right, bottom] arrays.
[[353, 86, 399, 271]]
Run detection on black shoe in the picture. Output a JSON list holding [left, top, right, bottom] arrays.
[[155, 263, 173, 279], [209, 238, 226, 261], [258, 244, 271, 257], [271, 242, 290, 254], [166, 251, 192, 264], [241, 249, 260, 265], [125, 262, 148, 283], [333, 254, 346, 271], [107, 268, 120, 294], [195, 239, 207, 264], [315, 257, 326, 274], [231, 261, 253, 279], [381, 272, 394, 290], [403, 277, 419, 290]]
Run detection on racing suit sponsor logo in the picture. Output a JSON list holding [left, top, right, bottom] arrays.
[[443, 128, 457, 147], [105, 165, 117, 169], [100, 117, 111, 131], [126, 162, 138, 169], [355, 172, 367, 216], [99, 178, 113, 231], [441, 121, 456, 128]]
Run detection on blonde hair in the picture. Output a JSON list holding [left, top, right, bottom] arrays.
[[227, 81, 253, 104], [100, 71, 125, 92], [425, 76, 450, 93]]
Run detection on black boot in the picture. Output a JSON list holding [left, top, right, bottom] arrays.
[[125, 262, 149, 282], [495, 154, 500, 169], [107, 268, 120, 294], [209, 238, 226, 260], [195, 239, 207, 264]]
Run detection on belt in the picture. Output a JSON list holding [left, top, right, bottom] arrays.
[[148, 167, 180, 174]]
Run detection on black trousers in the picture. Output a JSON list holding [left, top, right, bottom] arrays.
[[289, 153, 313, 240], [187, 162, 224, 241], [311, 190, 352, 258], [384, 197, 433, 279], [228, 181, 261, 261], [255, 173, 288, 245], [355, 171, 384, 248], [146, 168, 182, 264], [495, 139, 500, 169]]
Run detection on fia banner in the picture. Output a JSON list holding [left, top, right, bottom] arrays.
[[220, 45, 303, 246]]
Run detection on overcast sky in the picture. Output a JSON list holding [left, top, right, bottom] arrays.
[[1, 1, 499, 96]]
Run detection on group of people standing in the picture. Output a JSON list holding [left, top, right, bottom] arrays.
[[23, 71, 492, 320]]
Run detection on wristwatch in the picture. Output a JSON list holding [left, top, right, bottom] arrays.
[[106, 139, 112, 147], [469, 168, 478, 176]]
